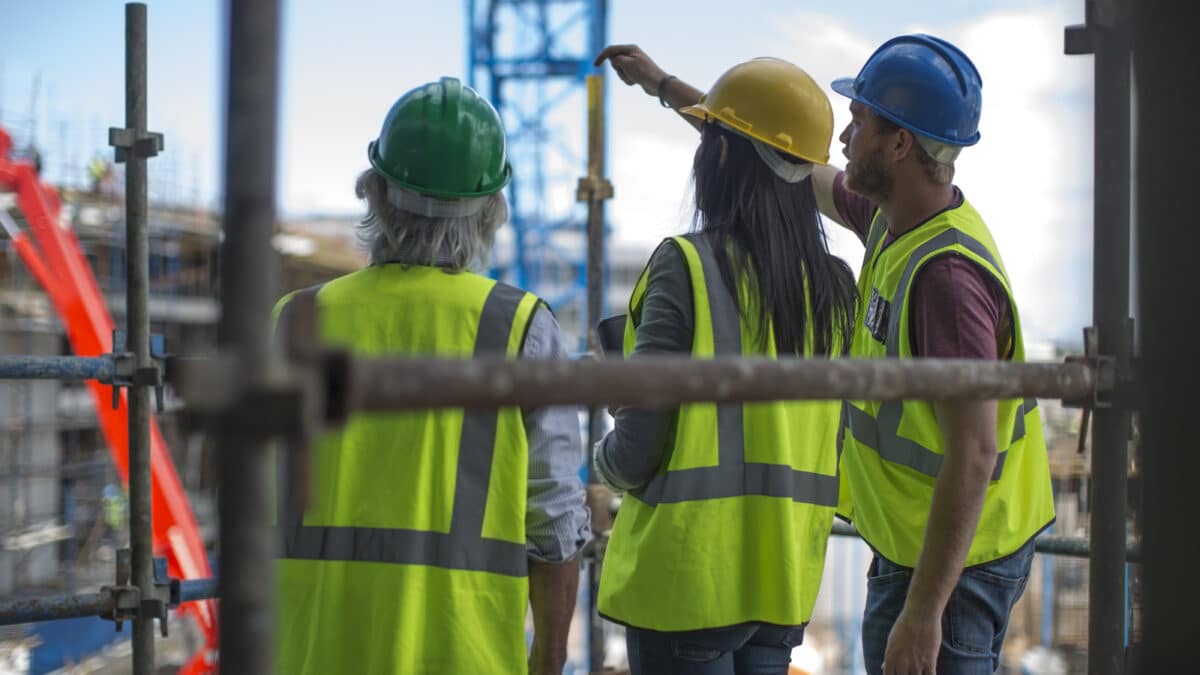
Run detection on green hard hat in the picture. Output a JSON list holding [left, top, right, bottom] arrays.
[[368, 77, 511, 199]]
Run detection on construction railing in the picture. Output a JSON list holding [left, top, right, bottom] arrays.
[[1, 0, 1190, 673]]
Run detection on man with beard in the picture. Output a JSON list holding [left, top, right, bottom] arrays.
[[597, 35, 1054, 675]]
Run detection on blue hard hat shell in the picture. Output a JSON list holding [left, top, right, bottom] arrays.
[[832, 34, 982, 146]]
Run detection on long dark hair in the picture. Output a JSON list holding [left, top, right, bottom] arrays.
[[692, 123, 856, 356]]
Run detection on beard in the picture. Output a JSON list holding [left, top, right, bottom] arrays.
[[844, 145, 893, 202]]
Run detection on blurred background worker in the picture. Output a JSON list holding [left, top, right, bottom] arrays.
[[591, 55, 857, 674], [272, 77, 591, 675]]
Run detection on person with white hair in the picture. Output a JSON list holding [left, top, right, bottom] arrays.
[[273, 77, 591, 675]]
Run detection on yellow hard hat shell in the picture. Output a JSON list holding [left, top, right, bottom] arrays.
[[681, 57, 833, 165]]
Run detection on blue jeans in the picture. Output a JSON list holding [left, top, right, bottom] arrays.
[[861, 540, 1035, 674], [625, 624, 806, 675]]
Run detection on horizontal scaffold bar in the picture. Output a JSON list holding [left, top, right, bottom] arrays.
[[340, 356, 1098, 410], [0, 577, 218, 626], [830, 521, 1139, 562], [0, 356, 115, 382]]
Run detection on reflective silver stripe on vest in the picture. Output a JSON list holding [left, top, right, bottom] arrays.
[[284, 527, 526, 577], [282, 282, 530, 577], [633, 235, 840, 508], [884, 228, 1008, 359], [847, 228, 1036, 481], [845, 399, 1036, 482], [862, 212, 889, 272]]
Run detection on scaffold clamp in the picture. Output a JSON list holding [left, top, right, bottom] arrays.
[[99, 551, 180, 637], [110, 330, 168, 412], [99, 548, 139, 632], [575, 175, 614, 203], [1063, 325, 1118, 409], [107, 127, 164, 162], [150, 556, 181, 637]]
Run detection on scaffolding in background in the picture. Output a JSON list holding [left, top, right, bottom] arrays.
[[467, 0, 610, 345], [0, 1, 1193, 674]]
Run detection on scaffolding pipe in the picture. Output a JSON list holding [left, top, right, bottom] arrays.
[[585, 73, 614, 672], [179, 578, 219, 603], [0, 356, 114, 381], [118, 5, 156, 672], [582, 73, 606, 450], [0, 592, 108, 626], [829, 522, 1140, 561], [1069, 1, 1135, 671], [583, 72, 608, 451], [0, 578, 220, 626], [1134, 0, 1194, 670], [217, 1, 283, 673], [581, 72, 609, 675], [346, 356, 1099, 410]]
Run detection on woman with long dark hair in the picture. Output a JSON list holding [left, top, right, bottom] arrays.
[[593, 56, 857, 674]]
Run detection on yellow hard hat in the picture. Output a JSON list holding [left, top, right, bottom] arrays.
[[681, 57, 833, 165]]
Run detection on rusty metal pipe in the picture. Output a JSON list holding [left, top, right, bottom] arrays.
[[0, 592, 110, 627], [0, 578, 219, 627], [346, 356, 1097, 410], [581, 72, 609, 675]]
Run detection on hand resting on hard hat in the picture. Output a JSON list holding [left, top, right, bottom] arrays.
[[595, 44, 668, 98]]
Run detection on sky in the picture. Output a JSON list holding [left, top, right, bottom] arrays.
[[1, 0, 1096, 344]]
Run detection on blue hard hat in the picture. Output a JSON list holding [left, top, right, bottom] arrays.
[[832, 34, 982, 146]]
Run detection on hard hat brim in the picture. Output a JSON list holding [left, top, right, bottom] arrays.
[[830, 77, 858, 101], [678, 104, 829, 165]]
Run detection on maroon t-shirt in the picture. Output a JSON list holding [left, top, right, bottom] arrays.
[[833, 172, 1012, 360]]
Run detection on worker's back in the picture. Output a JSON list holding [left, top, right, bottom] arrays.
[[275, 264, 541, 675], [599, 233, 843, 631]]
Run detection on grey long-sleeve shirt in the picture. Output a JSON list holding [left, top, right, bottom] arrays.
[[593, 242, 694, 491], [522, 305, 594, 562]]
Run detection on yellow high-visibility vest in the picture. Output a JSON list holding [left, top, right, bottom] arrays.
[[274, 265, 541, 674], [599, 234, 842, 630], [840, 198, 1055, 567]]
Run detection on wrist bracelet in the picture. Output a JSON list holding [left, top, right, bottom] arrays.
[[657, 74, 678, 109]]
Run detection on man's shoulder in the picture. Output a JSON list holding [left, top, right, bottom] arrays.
[[909, 253, 1011, 358]]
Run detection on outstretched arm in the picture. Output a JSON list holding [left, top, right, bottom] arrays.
[[594, 44, 704, 130], [813, 165, 845, 227]]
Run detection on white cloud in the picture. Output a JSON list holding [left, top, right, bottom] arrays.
[[608, 132, 696, 247], [934, 8, 1094, 344]]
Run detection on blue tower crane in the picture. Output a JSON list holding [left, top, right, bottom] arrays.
[[466, 0, 609, 347]]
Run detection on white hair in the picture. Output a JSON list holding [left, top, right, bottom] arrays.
[[354, 169, 507, 272]]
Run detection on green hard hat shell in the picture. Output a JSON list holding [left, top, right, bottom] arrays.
[[368, 77, 511, 199]]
